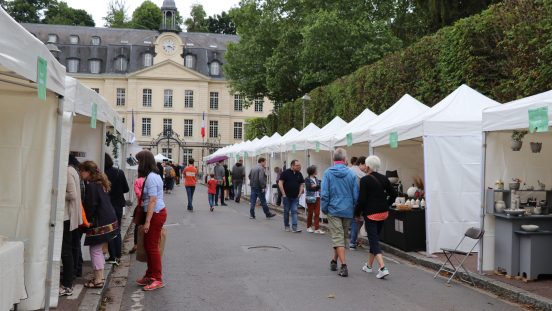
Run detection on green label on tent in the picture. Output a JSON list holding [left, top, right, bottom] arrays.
[[390, 132, 398, 148], [315, 141, 320, 152], [91, 102, 97, 129], [292, 144, 296, 153], [37, 57, 47, 101], [346, 133, 353, 147], [244, 152, 249, 158], [529, 107, 549, 133]]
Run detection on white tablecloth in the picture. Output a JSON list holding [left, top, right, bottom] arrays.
[[0, 241, 27, 310]]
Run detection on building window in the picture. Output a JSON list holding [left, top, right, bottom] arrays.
[[143, 89, 152, 107], [182, 148, 193, 164], [69, 35, 79, 44], [210, 61, 220, 76], [210, 92, 219, 110], [91, 36, 100, 45], [254, 98, 264, 112], [274, 102, 283, 111], [67, 58, 79, 73], [116, 88, 126, 106], [144, 53, 153, 67], [92, 88, 99, 93], [209, 120, 219, 138], [185, 55, 195, 68], [89, 59, 101, 74], [114, 56, 128, 72], [234, 94, 243, 111], [142, 118, 151, 136], [47, 34, 57, 43], [234, 122, 243, 140], [163, 118, 172, 134], [122, 117, 125, 123], [162, 148, 172, 159], [184, 119, 193, 137], [184, 90, 193, 108], [164, 89, 173, 108]]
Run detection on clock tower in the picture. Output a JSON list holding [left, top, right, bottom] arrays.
[[160, 0, 179, 32], [154, 0, 182, 64]]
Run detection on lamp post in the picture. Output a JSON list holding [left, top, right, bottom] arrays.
[[301, 94, 311, 130]]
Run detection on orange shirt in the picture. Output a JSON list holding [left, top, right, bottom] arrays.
[[207, 179, 217, 194], [184, 165, 198, 186], [368, 211, 389, 221]]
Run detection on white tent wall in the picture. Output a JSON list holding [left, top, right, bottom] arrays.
[[308, 150, 332, 176], [424, 135, 483, 254], [482, 131, 552, 270], [373, 143, 425, 190], [70, 117, 105, 166]]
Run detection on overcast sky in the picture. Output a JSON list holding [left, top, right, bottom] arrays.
[[64, 0, 241, 28]]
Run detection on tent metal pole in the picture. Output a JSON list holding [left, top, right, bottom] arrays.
[[478, 132, 488, 274]]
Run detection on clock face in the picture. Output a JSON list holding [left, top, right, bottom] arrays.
[[162, 39, 176, 55]]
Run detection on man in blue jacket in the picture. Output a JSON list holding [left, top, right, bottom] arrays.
[[321, 148, 359, 277]]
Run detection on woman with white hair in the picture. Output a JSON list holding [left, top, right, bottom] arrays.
[[355, 155, 397, 279]]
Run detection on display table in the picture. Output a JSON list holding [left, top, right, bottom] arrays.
[[515, 230, 552, 280], [0, 241, 27, 310], [382, 208, 426, 252], [494, 214, 552, 276]]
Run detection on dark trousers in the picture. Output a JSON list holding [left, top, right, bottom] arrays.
[[185, 186, 196, 210], [216, 184, 225, 205], [364, 217, 384, 255], [61, 220, 74, 288], [72, 229, 83, 277], [276, 187, 282, 206], [108, 206, 123, 259]]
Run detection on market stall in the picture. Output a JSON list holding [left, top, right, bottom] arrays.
[[300, 117, 347, 175], [481, 90, 552, 277]]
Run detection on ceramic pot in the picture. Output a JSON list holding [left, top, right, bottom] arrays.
[[495, 200, 506, 213], [509, 182, 520, 190], [530, 142, 542, 153], [407, 186, 418, 198], [511, 140, 522, 151]]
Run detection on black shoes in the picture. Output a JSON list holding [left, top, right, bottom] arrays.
[[330, 260, 338, 271], [266, 213, 276, 218], [338, 264, 348, 277]]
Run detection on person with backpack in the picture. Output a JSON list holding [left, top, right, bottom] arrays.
[[164, 162, 175, 194]]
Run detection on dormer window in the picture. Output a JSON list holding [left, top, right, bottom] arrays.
[[89, 59, 101, 74], [114, 56, 128, 72], [210, 61, 220, 76], [185, 54, 195, 69], [67, 58, 80, 73], [47, 34, 57, 43], [91, 36, 101, 45], [144, 53, 153, 67], [69, 35, 79, 44]]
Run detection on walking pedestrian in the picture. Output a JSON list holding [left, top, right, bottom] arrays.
[[321, 148, 358, 277], [278, 160, 305, 233], [223, 164, 231, 200], [207, 173, 217, 212], [184, 158, 198, 211], [305, 165, 325, 234], [213, 160, 227, 206], [231, 160, 245, 203], [274, 167, 282, 206], [249, 157, 276, 219], [135, 150, 167, 291], [104, 153, 129, 266], [349, 156, 367, 250], [164, 162, 175, 194], [79, 161, 118, 288], [129, 176, 145, 254], [68, 155, 84, 278], [356, 155, 397, 279]]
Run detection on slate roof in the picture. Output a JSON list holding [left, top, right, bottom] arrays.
[[22, 23, 239, 78]]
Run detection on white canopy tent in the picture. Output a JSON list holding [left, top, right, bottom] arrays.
[[370, 85, 500, 254], [303, 117, 348, 175], [480, 90, 552, 271], [316, 108, 378, 149], [0, 7, 67, 310]]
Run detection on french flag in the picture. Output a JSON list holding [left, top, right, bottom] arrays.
[[201, 111, 205, 138]]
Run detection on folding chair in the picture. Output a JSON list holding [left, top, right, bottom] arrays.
[[433, 227, 484, 286]]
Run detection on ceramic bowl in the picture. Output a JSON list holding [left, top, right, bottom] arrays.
[[504, 209, 525, 216], [521, 225, 539, 232], [509, 183, 520, 190]]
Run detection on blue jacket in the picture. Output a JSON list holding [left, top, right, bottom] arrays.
[[321, 164, 359, 218]]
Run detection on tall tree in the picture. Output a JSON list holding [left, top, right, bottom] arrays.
[[184, 4, 208, 32], [104, 0, 130, 28], [130, 0, 161, 30], [1, 0, 51, 23], [207, 11, 236, 34], [43, 1, 94, 26]]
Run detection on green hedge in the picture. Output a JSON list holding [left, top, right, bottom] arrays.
[[246, 0, 552, 138]]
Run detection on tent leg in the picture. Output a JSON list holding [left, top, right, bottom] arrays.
[[478, 132, 487, 274]]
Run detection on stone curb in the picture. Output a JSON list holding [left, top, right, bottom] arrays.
[[251, 199, 552, 311]]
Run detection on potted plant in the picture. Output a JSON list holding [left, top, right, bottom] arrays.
[[511, 130, 528, 151], [530, 142, 542, 153]]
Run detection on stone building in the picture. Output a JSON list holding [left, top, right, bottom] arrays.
[[23, 0, 272, 164]]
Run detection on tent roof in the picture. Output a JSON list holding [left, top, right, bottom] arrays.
[[314, 109, 378, 147], [371, 85, 500, 147], [305, 117, 348, 150], [284, 123, 321, 150], [0, 8, 65, 95], [257, 132, 282, 154], [482, 89, 552, 132]]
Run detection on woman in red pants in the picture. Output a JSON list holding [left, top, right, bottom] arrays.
[[305, 165, 325, 234], [136, 150, 167, 291]]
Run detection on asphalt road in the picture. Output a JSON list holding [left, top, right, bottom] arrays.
[[119, 184, 523, 311]]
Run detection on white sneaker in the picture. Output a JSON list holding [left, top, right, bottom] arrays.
[[306, 227, 314, 233], [362, 263, 373, 273], [314, 229, 325, 234], [376, 267, 389, 279]]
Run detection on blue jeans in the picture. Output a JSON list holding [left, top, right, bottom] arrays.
[[349, 218, 364, 248], [233, 180, 243, 201], [185, 186, 195, 210], [216, 184, 225, 205], [283, 197, 299, 230], [250, 187, 271, 218], [208, 193, 215, 207]]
